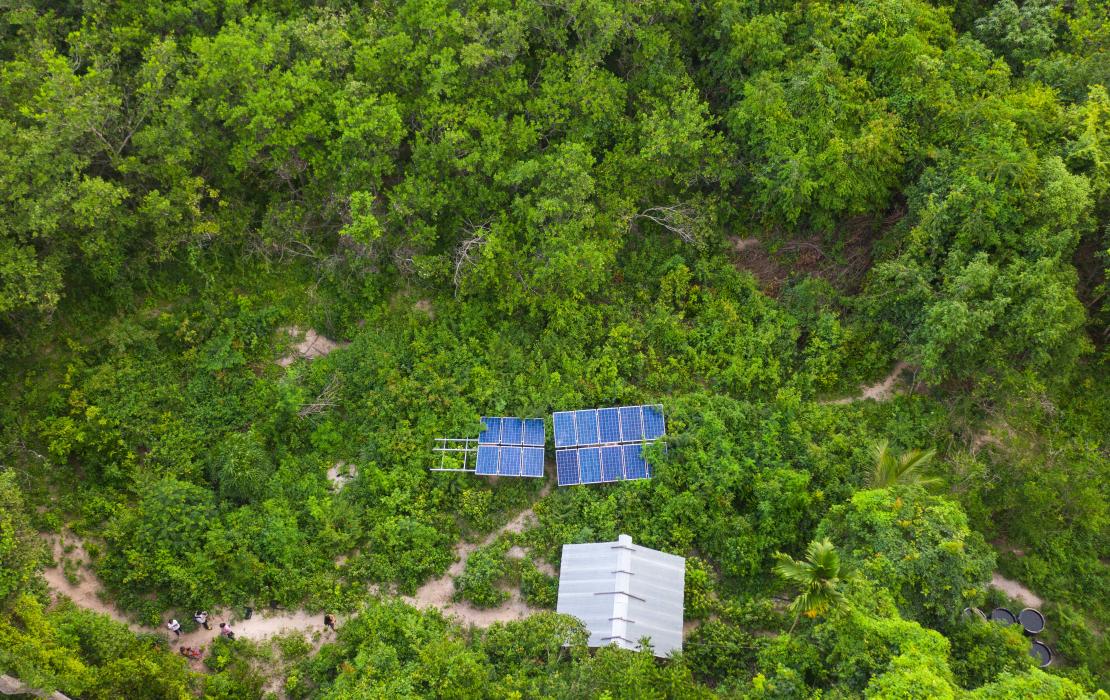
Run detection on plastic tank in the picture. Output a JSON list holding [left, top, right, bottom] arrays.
[[1018, 608, 1045, 635], [989, 607, 1017, 625]]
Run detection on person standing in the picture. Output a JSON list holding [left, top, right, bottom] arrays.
[[167, 619, 182, 636], [194, 610, 211, 630], [324, 613, 336, 631], [219, 622, 236, 640]]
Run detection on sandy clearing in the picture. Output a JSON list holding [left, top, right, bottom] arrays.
[[276, 327, 348, 367], [822, 361, 913, 405], [990, 573, 1043, 608]]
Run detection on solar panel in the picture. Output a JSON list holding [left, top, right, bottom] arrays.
[[524, 418, 545, 447], [476, 445, 499, 475], [579, 447, 602, 483], [498, 446, 522, 476], [574, 410, 599, 446], [501, 418, 524, 445], [553, 412, 576, 448], [479, 417, 502, 444], [522, 447, 545, 477], [549, 404, 666, 486], [623, 443, 648, 480], [619, 406, 644, 442], [556, 449, 580, 486], [642, 404, 665, 440], [601, 445, 624, 481], [597, 408, 621, 443]]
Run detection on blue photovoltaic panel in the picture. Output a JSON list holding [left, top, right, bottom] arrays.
[[597, 408, 621, 444], [624, 443, 648, 480], [524, 419, 545, 446], [579, 447, 602, 484], [478, 417, 502, 444], [553, 412, 576, 448], [476, 445, 499, 475], [643, 404, 665, 440], [619, 406, 644, 442], [556, 450, 580, 486], [522, 447, 545, 477], [574, 410, 599, 445], [601, 445, 624, 482], [498, 446, 522, 476], [501, 418, 524, 445]]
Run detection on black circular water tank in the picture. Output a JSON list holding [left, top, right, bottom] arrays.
[[961, 607, 987, 622], [1019, 608, 1045, 635], [989, 607, 1017, 625], [1029, 640, 1053, 667]]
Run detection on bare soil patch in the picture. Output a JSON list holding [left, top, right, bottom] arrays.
[[276, 327, 348, 367], [327, 462, 357, 490], [990, 572, 1043, 608]]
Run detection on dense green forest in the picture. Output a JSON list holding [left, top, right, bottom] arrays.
[[0, 0, 1107, 697]]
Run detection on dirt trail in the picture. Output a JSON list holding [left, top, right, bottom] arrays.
[[990, 573, 1043, 608], [41, 533, 337, 648], [405, 483, 552, 627], [822, 361, 913, 405]]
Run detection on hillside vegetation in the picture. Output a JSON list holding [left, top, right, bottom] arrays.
[[0, 0, 1107, 697]]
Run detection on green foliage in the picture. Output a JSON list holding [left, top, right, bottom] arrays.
[[0, 0, 1105, 696], [454, 538, 513, 609], [0, 471, 41, 604], [947, 619, 1035, 688], [817, 486, 995, 628], [870, 440, 940, 488], [519, 559, 558, 610]]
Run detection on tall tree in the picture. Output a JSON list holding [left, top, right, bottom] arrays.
[[773, 538, 845, 633]]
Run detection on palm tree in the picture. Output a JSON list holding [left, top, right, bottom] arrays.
[[773, 538, 845, 634], [870, 440, 940, 489]]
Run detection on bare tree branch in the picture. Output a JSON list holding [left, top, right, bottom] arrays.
[[631, 204, 705, 246], [453, 219, 490, 295]]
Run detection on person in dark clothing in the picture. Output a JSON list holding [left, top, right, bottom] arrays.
[[324, 613, 336, 631]]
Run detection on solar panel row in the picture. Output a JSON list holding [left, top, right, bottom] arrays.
[[479, 417, 545, 446], [476, 445, 545, 478], [555, 444, 653, 486], [552, 405, 665, 448]]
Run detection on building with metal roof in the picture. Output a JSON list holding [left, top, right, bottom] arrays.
[[556, 534, 685, 658]]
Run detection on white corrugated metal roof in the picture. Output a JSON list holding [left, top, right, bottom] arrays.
[[556, 534, 685, 657]]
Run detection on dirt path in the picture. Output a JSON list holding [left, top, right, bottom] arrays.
[[41, 533, 337, 648], [990, 572, 1043, 608], [822, 361, 913, 405], [405, 483, 552, 627], [42, 482, 554, 643]]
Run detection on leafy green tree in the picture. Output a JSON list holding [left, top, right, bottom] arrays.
[[817, 486, 995, 627], [773, 538, 845, 633], [974, 0, 1058, 70], [0, 471, 40, 604]]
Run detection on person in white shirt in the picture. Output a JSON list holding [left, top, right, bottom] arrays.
[[194, 610, 211, 630], [167, 619, 182, 636]]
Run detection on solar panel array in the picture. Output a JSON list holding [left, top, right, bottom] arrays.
[[552, 405, 665, 486], [475, 417, 545, 478]]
